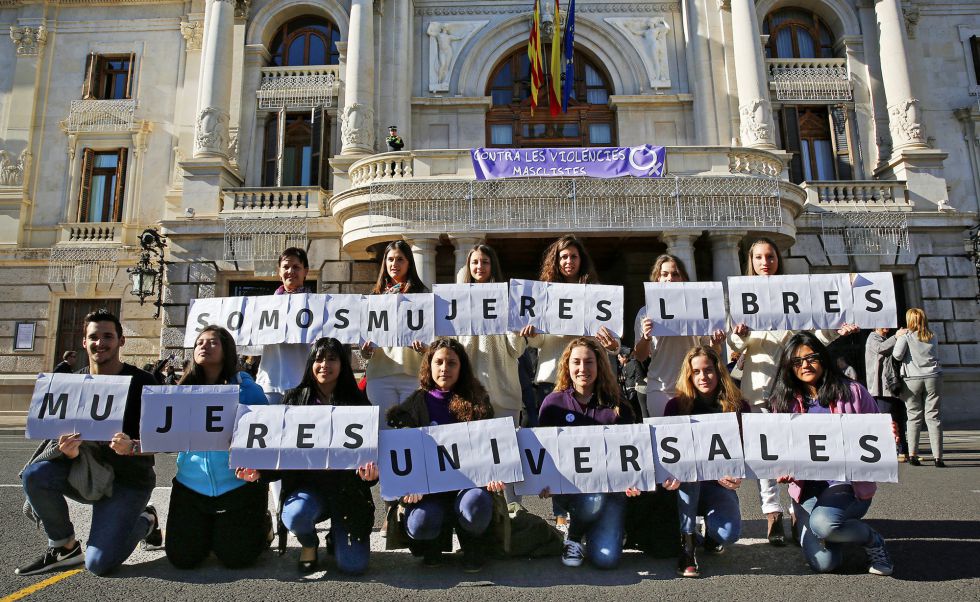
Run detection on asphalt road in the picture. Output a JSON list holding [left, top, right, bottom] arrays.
[[0, 423, 977, 601]]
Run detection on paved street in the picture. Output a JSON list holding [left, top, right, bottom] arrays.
[[0, 422, 976, 601]]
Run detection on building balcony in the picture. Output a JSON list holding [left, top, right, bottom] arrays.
[[64, 99, 137, 133], [331, 147, 806, 251], [256, 65, 340, 110], [801, 180, 911, 210], [766, 58, 852, 102], [57, 222, 124, 244], [219, 186, 324, 218]]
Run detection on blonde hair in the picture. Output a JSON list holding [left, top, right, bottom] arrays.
[[553, 337, 621, 409], [905, 308, 934, 342], [673, 346, 743, 415]]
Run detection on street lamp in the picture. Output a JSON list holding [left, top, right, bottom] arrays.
[[969, 223, 980, 303], [127, 228, 167, 318]]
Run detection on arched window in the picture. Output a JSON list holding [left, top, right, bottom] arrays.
[[485, 48, 616, 147], [763, 8, 835, 59], [270, 15, 341, 66]]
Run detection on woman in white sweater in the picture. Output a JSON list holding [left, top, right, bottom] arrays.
[[728, 237, 858, 545], [893, 308, 944, 467]]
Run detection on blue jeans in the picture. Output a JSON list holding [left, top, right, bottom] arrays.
[[404, 488, 493, 541], [22, 460, 152, 576], [678, 481, 741, 544], [793, 483, 874, 573], [281, 489, 370, 575], [561, 493, 626, 569]]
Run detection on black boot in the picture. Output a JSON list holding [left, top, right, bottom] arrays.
[[458, 531, 487, 573], [676, 533, 700, 578], [421, 540, 443, 568]]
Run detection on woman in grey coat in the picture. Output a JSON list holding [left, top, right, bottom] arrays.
[[893, 308, 944, 467], [864, 327, 908, 462]]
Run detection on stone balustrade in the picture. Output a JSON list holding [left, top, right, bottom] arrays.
[[220, 187, 323, 217], [802, 180, 911, 209], [58, 222, 122, 244]]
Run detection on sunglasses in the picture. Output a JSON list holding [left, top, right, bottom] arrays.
[[791, 353, 822, 368]]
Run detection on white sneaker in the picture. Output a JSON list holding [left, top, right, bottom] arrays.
[[561, 539, 585, 567]]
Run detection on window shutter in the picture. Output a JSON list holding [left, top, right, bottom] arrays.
[[830, 106, 853, 180], [113, 148, 128, 222], [77, 148, 95, 221], [82, 54, 97, 99], [780, 107, 804, 184], [971, 36, 980, 86], [125, 52, 136, 99]]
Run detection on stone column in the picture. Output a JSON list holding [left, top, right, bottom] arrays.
[[661, 233, 698, 281], [451, 235, 484, 282], [193, 0, 236, 158], [240, 44, 271, 185], [709, 232, 745, 286], [410, 238, 438, 287], [874, 0, 927, 153], [341, 0, 376, 155], [730, 0, 775, 149]]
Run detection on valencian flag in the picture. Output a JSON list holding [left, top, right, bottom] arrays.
[[561, 0, 575, 112], [528, 0, 545, 114], [548, 0, 563, 116]]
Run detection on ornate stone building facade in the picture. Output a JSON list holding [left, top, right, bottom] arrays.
[[0, 0, 977, 416]]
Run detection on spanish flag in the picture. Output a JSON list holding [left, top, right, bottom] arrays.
[[548, 0, 563, 116], [528, 0, 544, 115]]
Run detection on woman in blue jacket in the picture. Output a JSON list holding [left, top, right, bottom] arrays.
[[164, 326, 270, 569]]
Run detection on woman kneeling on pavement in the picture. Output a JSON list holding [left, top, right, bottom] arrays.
[[769, 332, 894, 576], [538, 337, 641, 570], [661, 346, 747, 578], [240, 337, 378, 574], [385, 338, 505, 572], [165, 326, 270, 569]]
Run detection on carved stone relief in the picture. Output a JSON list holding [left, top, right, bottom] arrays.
[[0, 149, 30, 186], [9, 24, 46, 56], [341, 102, 376, 151], [605, 17, 671, 88], [180, 20, 203, 51], [194, 106, 230, 156], [888, 98, 925, 147], [426, 21, 488, 93], [738, 99, 773, 146], [902, 3, 919, 39], [235, 0, 250, 19]]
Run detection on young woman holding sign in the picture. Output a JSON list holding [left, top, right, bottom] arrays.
[[165, 326, 271, 570], [457, 243, 529, 428], [893, 308, 944, 467], [634, 254, 725, 417], [728, 237, 859, 545], [660, 346, 748, 578], [362, 240, 430, 418], [385, 338, 505, 572], [239, 337, 378, 574], [538, 338, 640, 570], [769, 332, 893, 576]]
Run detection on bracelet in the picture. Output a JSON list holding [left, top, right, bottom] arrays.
[[130, 440, 139, 456]]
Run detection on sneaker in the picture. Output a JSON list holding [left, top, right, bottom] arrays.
[[141, 506, 164, 551], [908, 456, 921, 466], [864, 532, 894, 576], [897, 454, 907, 463], [461, 543, 486, 573], [15, 542, 84, 576], [702, 535, 725, 555], [934, 459, 946, 468], [422, 546, 443, 568], [561, 539, 585, 567]]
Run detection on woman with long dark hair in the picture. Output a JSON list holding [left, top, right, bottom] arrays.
[[384, 338, 504, 572], [538, 338, 640, 570], [238, 338, 378, 574], [769, 332, 893, 576], [728, 237, 859, 545], [660, 346, 747, 578], [165, 326, 270, 569], [361, 240, 430, 417]]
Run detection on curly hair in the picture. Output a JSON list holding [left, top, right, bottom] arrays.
[[538, 234, 599, 283], [673, 346, 743, 415], [418, 338, 492, 422], [553, 337, 622, 410]]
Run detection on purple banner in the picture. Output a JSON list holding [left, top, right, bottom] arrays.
[[471, 145, 666, 180]]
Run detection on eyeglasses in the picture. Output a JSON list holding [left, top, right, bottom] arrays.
[[791, 353, 821, 368]]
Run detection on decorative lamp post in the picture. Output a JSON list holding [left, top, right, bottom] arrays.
[[127, 228, 168, 318], [969, 223, 980, 303]]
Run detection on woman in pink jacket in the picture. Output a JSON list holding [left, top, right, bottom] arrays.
[[769, 332, 893, 576]]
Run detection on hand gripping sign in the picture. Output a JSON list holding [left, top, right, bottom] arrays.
[[27, 373, 131, 441]]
